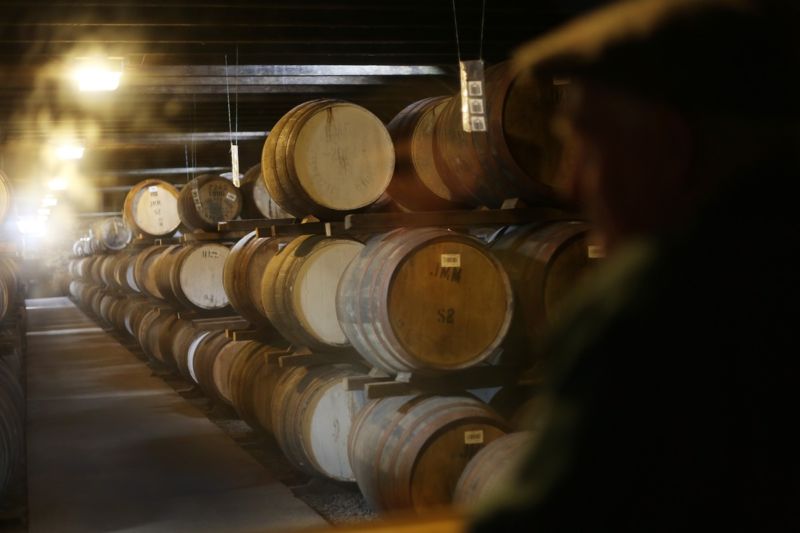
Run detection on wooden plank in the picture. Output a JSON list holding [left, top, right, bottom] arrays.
[[278, 350, 362, 368], [344, 375, 394, 391], [181, 230, 248, 242], [217, 218, 299, 232], [255, 221, 346, 238], [343, 207, 579, 232]]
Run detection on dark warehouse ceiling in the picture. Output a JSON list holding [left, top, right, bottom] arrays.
[[0, 0, 606, 214]]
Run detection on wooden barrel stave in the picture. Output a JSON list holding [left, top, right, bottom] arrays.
[[348, 394, 508, 512], [453, 431, 535, 507]]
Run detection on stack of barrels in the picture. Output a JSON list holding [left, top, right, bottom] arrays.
[[1, 170, 26, 501], [63, 61, 597, 515]]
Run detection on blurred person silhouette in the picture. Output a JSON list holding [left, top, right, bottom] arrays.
[[470, 0, 800, 531]]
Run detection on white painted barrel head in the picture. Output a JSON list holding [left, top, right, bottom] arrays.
[[293, 102, 395, 211], [178, 244, 230, 309], [308, 382, 366, 481], [292, 240, 364, 346], [125, 262, 140, 293], [186, 331, 212, 384], [131, 184, 181, 236]]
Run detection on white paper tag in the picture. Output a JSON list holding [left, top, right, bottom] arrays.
[[231, 144, 240, 187], [464, 429, 484, 445], [225, 192, 237, 203], [440, 254, 461, 268], [459, 60, 487, 133], [148, 185, 158, 193]]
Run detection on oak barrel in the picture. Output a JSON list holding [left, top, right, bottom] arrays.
[[91, 217, 132, 252], [271, 364, 367, 481], [240, 164, 293, 219], [337, 228, 513, 374], [226, 342, 285, 432], [133, 245, 171, 300], [386, 97, 467, 212], [453, 431, 535, 507], [0, 170, 12, 225], [169, 320, 199, 380], [262, 235, 364, 351], [433, 62, 563, 207], [262, 99, 395, 219], [348, 394, 508, 512], [491, 221, 594, 364], [223, 231, 288, 327], [188, 330, 232, 399], [165, 243, 230, 310], [177, 174, 243, 232], [123, 179, 181, 237], [210, 341, 261, 406]]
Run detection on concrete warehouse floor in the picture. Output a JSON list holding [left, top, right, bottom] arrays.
[[24, 297, 326, 533]]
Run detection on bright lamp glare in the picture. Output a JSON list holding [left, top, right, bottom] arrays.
[[72, 61, 122, 92], [42, 195, 58, 207], [38, 208, 51, 216], [55, 143, 84, 160], [48, 177, 69, 190], [17, 216, 48, 236]]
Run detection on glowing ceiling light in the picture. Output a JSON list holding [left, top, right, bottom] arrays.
[[42, 195, 58, 207], [48, 177, 69, 190], [55, 143, 84, 160], [72, 57, 123, 92], [38, 208, 51, 216]]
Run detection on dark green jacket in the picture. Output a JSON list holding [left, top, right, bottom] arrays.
[[472, 168, 800, 531]]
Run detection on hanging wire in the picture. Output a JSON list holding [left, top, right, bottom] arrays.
[[224, 54, 234, 146], [478, 0, 486, 59], [184, 144, 190, 182], [235, 45, 239, 142], [450, 0, 462, 62]]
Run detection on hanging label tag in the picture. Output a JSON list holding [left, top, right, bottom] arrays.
[[230, 144, 240, 187], [459, 60, 487, 133]]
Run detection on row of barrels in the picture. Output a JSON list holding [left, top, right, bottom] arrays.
[[69, 219, 594, 374], [68, 281, 537, 512], [73, 217, 134, 257], [118, 60, 563, 240]]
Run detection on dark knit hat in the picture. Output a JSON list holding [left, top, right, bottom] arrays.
[[513, 0, 800, 118]]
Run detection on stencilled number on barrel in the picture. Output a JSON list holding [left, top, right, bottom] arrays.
[[201, 249, 220, 259], [437, 308, 455, 324]]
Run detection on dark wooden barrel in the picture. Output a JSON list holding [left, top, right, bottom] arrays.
[[348, 394, 508, 512], [152, 244, 183, 303], [337, 228, 513, 375], [177, 174, 243, 232], [122, 297, 151, 337], [123, 179, 181, 237], [262, 235, 364, 351], [223, 231, 289, 327], [491, 221, 595, 365], [91, 217, 132, 252], [0, 358, 24, 492], [133, 245, 171, 300], [210, 341, 260, 406], [386, 96, 468, 212], [188, 330, 232, 400], [89, 255, 108, 285], [270, 364, 367, 481], [111, 251, 140, 293], [98, 293, 116, 326], [433, 62, 563, 207], [239, 164, 294, 219], [165, 243, 230, 311], [262, 99, 395, 219], [169, 320, 199, 380], [226, 342, 285, 432], [453, 431, 534, 507]]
